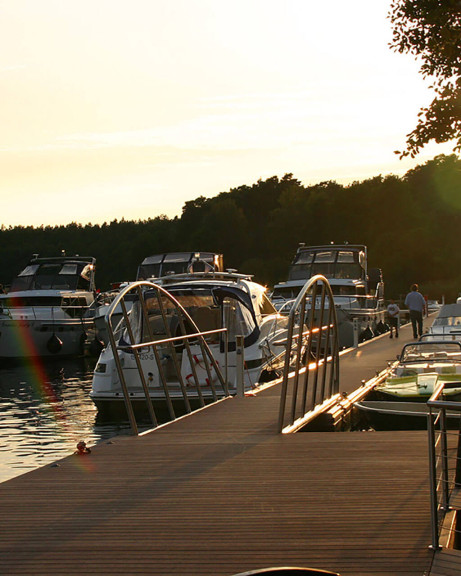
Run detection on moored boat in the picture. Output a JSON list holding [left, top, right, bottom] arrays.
[[90, 270, 293, 414], [372, 340, 461, 402], [0, 254, 97, 358], [271, 244, 386, 347]]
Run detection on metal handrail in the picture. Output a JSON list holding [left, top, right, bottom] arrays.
[[427, 382, 461, 549], [278, 275, 340, 433], [105, 280, 230, 435]]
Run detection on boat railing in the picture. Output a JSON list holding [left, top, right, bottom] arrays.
[[427, 382, 461, 549], [105, 280, 231, 435], [278, 275, 340, 433]]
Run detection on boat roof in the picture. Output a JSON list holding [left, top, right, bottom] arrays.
[[273, 278, 364, 289], [28, 255, 96, 265], [152, 270, 253, 285], [296, 244, 366, 253], [139, 252, 222, 266], [154, 272, 263, 294]]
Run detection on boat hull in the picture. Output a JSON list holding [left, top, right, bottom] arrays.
[[0, 316, 95, 358], [355, 400, 461, 431]]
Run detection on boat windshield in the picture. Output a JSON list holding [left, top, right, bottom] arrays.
[[130, 286, 259, 348], [136, 252, 221, 280], [288, 249, 365, 281], [400, 342, 461, 363], [10, 262, 93, 292]]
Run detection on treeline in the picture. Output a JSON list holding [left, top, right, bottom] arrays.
[[1, 154, 460, 301]]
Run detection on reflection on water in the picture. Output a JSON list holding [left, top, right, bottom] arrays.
[[0, 357, 133, 483]]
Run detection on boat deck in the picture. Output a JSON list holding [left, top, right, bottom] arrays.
[[1, 319, 459, 575]]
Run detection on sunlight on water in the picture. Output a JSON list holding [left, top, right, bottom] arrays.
[[0, 357, 132, 483]]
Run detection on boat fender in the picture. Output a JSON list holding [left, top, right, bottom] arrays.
[[375, 321, 387, 334], [360, 326, 374, 342], [47, 333, 63, 354]]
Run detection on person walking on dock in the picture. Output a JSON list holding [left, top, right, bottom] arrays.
[[405, 284, 426, 339], [387, 299, 400, 339]]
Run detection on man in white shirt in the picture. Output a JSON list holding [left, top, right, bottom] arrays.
[[404, 284, 427, 339]]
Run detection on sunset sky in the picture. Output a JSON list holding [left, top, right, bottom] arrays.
[[0, 0, 455, 228]]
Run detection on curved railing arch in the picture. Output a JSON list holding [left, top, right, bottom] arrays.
[[278, 275, 340, 433], [104, 280, 229, 434]]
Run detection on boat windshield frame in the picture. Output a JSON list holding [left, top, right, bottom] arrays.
[[399, 341, 461, 364]]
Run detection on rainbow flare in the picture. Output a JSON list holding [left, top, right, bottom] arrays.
[[5, 314, 96, 473]]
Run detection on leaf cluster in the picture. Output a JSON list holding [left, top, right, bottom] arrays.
[[389, 0, 461, 156]]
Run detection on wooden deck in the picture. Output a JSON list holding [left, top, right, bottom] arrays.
[[0, 321, 459, 575]]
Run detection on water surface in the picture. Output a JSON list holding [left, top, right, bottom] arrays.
[[0, 357, 132, 483]]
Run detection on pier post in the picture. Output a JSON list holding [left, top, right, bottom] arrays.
[[236, 335, 244, 397], [353, 317, 359, 348]]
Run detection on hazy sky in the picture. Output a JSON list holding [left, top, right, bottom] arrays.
[[0, 0, 455, 227]]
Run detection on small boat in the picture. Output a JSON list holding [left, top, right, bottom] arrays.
[[355, 400, 461, 431], [90, 270, 293, 414], [355, 340, 461, 430], [0, 254, 97, 358], [373, 340, 461, 402], [271, 244, 386, 347]]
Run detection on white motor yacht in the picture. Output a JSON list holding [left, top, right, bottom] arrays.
[[90, 271, 292, 413], [0, 255, 97, 358], [271, 244, 386, 347]]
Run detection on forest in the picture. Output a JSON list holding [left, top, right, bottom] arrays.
[[1, 153, 460, 303]]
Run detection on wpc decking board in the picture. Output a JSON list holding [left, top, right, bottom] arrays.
[[0, 320, 447, 576]]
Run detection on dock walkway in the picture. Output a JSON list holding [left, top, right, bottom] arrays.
[[1, 321, 459, 575]]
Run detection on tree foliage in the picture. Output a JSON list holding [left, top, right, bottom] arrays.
[[389, 0, 461, 157], [1, 156, 461, 301]]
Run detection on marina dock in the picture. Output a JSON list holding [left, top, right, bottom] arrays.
[[1, 321, 461, 576]]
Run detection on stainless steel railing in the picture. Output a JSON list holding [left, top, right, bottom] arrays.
[[278, 275, 340, 433], [427, 382, 461, 549], [105, 281, 230, 435]]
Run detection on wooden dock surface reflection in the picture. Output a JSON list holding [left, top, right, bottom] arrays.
[[1, 321, 460, 575]]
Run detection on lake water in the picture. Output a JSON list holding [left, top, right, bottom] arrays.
[[0, 356, 134, 483]]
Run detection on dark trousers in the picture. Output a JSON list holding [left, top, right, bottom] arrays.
[[409, 309, 423, 339], [388, 317, 399, 335]]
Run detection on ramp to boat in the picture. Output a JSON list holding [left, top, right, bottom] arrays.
[[0, 319, 449, 576]]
